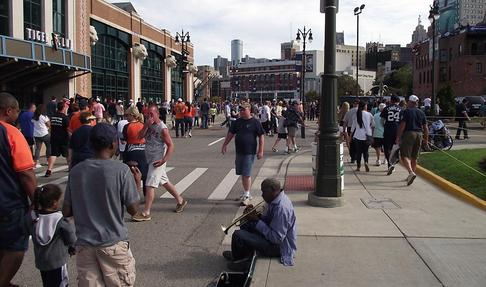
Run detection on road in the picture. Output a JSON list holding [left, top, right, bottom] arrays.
[[12, 117, 306, 287]]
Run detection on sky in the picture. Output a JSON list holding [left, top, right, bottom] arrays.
[[109, 0, 432, 66]]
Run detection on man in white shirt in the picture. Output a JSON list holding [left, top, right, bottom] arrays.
[[260, 101, 272, 136]]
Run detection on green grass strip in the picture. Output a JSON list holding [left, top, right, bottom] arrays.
[[419, 148, 486, 200]]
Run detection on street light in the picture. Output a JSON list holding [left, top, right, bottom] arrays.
[[296, 26, 312, 139], [175, 30, 190, 101], [295, 26, 313, 104], [429, 1, 440, 115], [354, 4, 365, 97]]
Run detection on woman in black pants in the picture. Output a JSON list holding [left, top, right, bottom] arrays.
[[351, 101, 374, 172]]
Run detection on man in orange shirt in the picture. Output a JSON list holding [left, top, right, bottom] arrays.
[[68, 100, 92, 135], [0, 92, 37, 287], [174, 98, 186, 138]]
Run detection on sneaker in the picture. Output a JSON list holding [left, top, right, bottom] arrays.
[[365, 163, 370, 172], [188, 131, 192, 138], [387, 165, 395, 176], [272, 147, 278, 152], [240, 196, 252, 206], [375, 160, 381, 166], [222, 251, 233, 261], [132, 212, 151, 222], [356, 167, 360, 172], [44, 170, 52, 177], [175, 200, 188, 213], [406, 173, 417, 186], [35, 163, 43, 169]]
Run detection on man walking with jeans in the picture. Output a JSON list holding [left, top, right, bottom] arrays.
[[221, 102, 264, 206], [395, 95, 428, 186], [63, 123, 141, 286]]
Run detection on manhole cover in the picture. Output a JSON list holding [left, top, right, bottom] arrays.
[[361, 198, 401, 209]]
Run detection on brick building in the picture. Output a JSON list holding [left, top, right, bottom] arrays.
[[413, 24, 486, 98]]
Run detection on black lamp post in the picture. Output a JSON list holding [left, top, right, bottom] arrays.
[[175, 30, 190, 101], [354, 4, 365, 97], [309, 0, 342, 207], [296, 26, 313, 104], [429, 1, 440, 115]]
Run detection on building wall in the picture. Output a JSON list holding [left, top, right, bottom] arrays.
[[413, 29, 486, 98], [231, 39, 243, 66], [78, 0, 195, 102]]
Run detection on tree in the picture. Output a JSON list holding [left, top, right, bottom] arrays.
[[305, 90, 319, 102], [383, 65, 413, 96], [437, 85, 455, 117], [337, 75, 361, 96]]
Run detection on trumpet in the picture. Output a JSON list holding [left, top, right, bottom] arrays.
[[221, 200, 266, 234]]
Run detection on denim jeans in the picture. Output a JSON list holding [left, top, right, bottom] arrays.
[[201, 114, 209, 129], [231, 223, 280, 261], [175, 118, 185, 137]]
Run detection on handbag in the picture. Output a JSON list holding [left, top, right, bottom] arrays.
[[366, 135, 374, 145]]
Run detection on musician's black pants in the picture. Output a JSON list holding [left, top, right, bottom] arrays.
[[231, 223, 280, 261]]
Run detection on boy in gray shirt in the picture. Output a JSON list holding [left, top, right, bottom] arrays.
[[63, 123, 141, 286]]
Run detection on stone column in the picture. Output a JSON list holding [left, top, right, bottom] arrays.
[[10, 0, 24, 38]]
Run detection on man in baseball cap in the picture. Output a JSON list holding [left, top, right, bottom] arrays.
[[395, 95, 429, 186]]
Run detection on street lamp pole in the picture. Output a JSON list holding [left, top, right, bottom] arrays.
[[175, 30, 190, 101], [354, 4, 365, 97], [309, 0, 342, 207], [429, 1, 440, 115], [296, 26, 313, 104]]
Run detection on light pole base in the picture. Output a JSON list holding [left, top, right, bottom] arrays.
[[307, 192, 344, 208]]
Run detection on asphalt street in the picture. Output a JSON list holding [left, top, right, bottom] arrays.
[[12, 117, 303, 287]]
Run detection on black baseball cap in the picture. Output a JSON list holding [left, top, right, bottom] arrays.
[[90, 123, 117, 147]]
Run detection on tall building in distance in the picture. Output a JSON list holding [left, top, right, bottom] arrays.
[[411, 16, 428, 45], [336, 31, 345, 45], [214, 55, 230, 78], [280, 40, 300, 60], [231, 39, 243, 66], [438, 0, 486, 34]]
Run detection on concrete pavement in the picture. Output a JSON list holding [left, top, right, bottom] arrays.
[[251, 150, 486, 287]]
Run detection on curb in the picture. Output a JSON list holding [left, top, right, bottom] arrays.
[[416, 165, 486, 211]]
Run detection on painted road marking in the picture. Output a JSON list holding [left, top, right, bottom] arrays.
[[208, 137, 225, 146], [160, 168, 208, 198], [208, 169, 240, 200], [35, 165, 68, 178]]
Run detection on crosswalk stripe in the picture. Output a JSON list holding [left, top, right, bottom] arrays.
[[35, 165, 68, 178], [160, 168, 208, 198], [39, 175, 69, 187], [208, 137, 225, 146], [208, 169, 240, 200]]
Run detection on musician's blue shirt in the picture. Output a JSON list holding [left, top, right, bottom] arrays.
[[255, 191, 297, 266]]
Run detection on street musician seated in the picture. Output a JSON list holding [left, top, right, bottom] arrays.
[[223, 178, 297, 270]]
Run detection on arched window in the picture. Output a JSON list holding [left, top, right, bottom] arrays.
[[141, 40, 165, 104], [0, 0, 9, 36], [91, 19, 130, 103]]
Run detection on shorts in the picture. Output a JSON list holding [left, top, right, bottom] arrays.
[[0, 208, 29, 251], [145, 162, 169, 188], [235, 153, 255, 177], [278, 133, 288, 139], [51, 139, 68, 157], [372, 137, 384, 148], [400, 131, 423, 159], [287, 126, 298, 137], [76, 241, 135, 287]]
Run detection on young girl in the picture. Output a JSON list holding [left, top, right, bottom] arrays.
[[25, 184, 76, 287]]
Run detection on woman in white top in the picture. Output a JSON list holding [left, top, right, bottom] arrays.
[[32, 104, 51, 168], [351, 101, 375, 172]]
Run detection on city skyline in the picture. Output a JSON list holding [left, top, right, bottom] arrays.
[[109, 0, 432, 65]]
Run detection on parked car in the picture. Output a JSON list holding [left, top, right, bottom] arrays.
[[456, 96, 485, 117]]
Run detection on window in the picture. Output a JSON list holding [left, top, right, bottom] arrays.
[[53, 0, 65, 36], [91, 19, 130, 103], [24, 0, 42, 37], [477, 63, 483, 74], [141, 40, 165, 104], [0, 0, 8, 36], [171, 53, 183, 100]]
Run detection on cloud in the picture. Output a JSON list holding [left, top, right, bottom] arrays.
[[111, 0, 432, 65]]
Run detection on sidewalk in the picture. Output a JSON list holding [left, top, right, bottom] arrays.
[[251, 151, 486, 287]]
